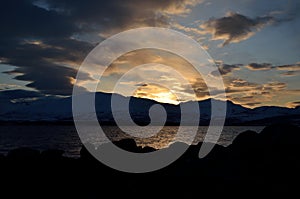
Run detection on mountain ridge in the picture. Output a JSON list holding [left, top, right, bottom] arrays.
[[0, 89, 299, 125]]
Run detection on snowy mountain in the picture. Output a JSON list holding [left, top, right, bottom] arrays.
[[0, 90, 299, 125]]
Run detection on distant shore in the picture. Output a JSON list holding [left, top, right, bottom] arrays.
[[0, 120, 272, 126]]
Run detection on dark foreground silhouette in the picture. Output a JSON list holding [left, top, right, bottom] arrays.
[[0, 125, 299, 197]]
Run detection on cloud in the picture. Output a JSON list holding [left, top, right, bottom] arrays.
[[0, 0, 78, 39], [242, 62, 300, 74], [224, 78, 262, 96], [4, 61, 90, 95], [171, 22, 205, 36], [0, 89, 44, 100], [119, 63, 293, 108], [200, 12, 274, 46], [242, 102, 263, 107], [222, 77, 292, 108], [1, 0, 298, 108], [135, 83, 148, 87], [0, 0, 203, 95], [229, 95, 263, 107], [192, 83, 209, 98], [271, 62, 300, 77], [263, 82, 286, 91], [286, 101, 300, 108], [41, 0, 203, 35], [0, 0, 94, 95], [246, 63, 273, 70], [280, 71, 299, 77], [103, 48, 199, 79], [210, 61, 241, 76], [276, 63, 300, 71], [1, 38, 93, 95], [228, 78, 259, 89], [100, 49, 298, 107], [0, 84, 24, 91], [94, 48, 214, 103]]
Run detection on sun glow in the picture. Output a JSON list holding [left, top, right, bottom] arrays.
[[135, 91, 179, 105], [133, 84, 180, 105], [149, 91, 180, 105]]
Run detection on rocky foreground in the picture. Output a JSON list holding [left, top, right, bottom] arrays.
[[0, 125, 299, 197]]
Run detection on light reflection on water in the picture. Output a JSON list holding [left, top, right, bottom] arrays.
[[0, 125, 264, 157]]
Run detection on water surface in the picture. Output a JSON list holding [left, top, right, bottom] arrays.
[[0, 124, 264, 157]]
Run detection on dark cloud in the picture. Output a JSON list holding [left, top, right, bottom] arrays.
[[280, 71, 298, 77], [41, 0, 199, 35], [191, 79, 209, 98], [241, 62, 300, 73], [0, 89, 44, 100], [5, 61, 90, 95], [135, 83, 148, 87], [0, 37, 93, 95], [0, 0, 78, 39], [229, 78, 259, 88], [211, 62, 241, 76], [1, 61, 83, 96], [0, 0, 201, 95], [0, 0, 188, 38], [246, 63, 273, 71], [0, 38, 93, 66], [0, 0, 93, 95], [200, 12, 274, 46], [276, 63, 300, 71], [173, 78, 210, 99]]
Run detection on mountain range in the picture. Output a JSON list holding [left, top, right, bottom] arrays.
[[0, 89, 299, 125]]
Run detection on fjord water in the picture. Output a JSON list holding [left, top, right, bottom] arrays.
[[0, 124, 264, 157]]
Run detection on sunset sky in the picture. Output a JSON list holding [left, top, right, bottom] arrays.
[[0, 0, 299, 108]]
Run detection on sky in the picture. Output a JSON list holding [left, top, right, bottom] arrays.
[[0, 0, 299, 108]]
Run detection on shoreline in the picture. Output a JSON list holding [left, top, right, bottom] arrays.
[[0, 124, 299, 195]]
